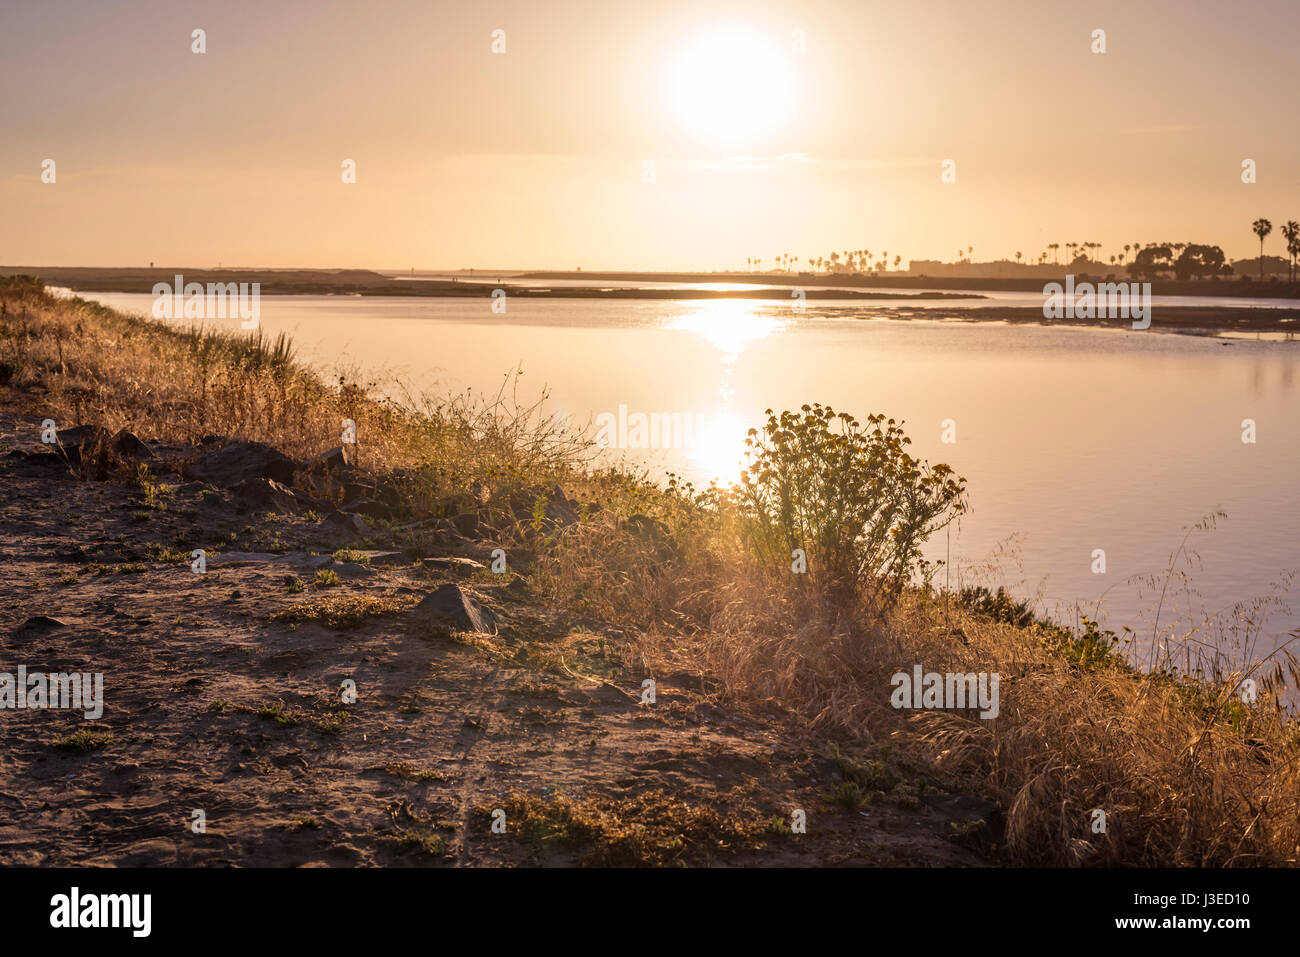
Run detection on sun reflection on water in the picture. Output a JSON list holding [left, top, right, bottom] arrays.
[[664, 300, 787, 484], [664, 299, 787, 361]]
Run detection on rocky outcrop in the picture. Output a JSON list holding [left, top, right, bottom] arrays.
[[185, 440, 297, 488]]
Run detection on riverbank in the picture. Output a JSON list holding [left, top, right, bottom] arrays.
[[0, 267, 974, 302], [2, 276, 1297, 867]]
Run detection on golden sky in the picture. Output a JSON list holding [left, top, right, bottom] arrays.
[[3, 0, 1298, 270]]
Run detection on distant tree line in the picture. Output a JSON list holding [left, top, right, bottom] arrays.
[[744, 217, 1300, 282]]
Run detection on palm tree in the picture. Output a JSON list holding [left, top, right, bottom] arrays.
[[1048, 242, 1059, 264], [1015, 251, 1023, 266], [1252, 218, 1273, 279], [1283, 221, 1300, 283]]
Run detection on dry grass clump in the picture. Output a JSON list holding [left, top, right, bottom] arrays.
[[0, 278, 401, 465], [473, 789, 767, 865], [0, 279, 603, 523], [269, 592, 418, 629]]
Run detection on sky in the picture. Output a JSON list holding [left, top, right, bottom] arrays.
[[2, 0, 1299, 270]]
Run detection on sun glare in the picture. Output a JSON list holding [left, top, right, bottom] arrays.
[[663, 26, 794, 144]]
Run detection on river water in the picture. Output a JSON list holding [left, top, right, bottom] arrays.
[[75, 288, 1300, 672]]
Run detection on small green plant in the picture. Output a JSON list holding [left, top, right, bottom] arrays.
[[314, 568, 340, 588], [767, 814, 792, 835], [53, 729, 113, 753], [254, 703, 300, 726], [393, 828, 446, 855], [135, 464, 173, 510], [825, 780, 868, 811], [332, 548, 371, 567], [145, 543, 189, 563]]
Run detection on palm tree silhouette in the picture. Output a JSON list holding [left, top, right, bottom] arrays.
[[1252, 218, 1273, 279], [1282, 221, 1300, 283]]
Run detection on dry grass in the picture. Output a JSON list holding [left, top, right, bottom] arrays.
[[269, 593, 418, 630], [472, 788, 768, 865], [5, 276, 1298, 866]]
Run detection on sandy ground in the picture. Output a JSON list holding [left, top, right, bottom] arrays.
[[0, 410, 995, 867]]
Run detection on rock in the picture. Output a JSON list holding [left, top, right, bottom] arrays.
[[341, 498, 396, 521], [412, 583, 496, 635], [12, 616, 69, 637], [309, 445, 356, 473], [622, 514, 679, 561], [371, 474, 410, 509], [53, 424, 111, 450], [185, 440, 297, 488], [111, 429, 152, 460], [50, 425, 112, 466], [341, 480, 376, 500], [510, 486, 579, 528], [231, 477, 299, 513], [421, 556, 486, 575], [447, 513, 479, 538], [321, 511, 373, 540]]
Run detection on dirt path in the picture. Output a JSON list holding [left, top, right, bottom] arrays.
[[0, 410, 995, 866]]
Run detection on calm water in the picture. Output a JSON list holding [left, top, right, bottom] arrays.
[[77, 290, 1300, 667]]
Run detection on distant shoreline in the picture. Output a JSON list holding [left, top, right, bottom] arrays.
[[8, 266, 1300, 334], [3, 266, 971, 302]]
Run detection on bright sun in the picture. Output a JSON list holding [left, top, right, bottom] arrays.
[[663, 26, 794, 144]]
